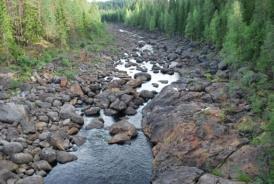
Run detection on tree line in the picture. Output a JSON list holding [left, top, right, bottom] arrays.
[[0, 0, 102, 60]]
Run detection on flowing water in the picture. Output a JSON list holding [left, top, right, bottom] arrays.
[[45, 29, 179, 184]]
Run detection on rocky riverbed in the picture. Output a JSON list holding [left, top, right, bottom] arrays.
[[0, 25, 266, 184]]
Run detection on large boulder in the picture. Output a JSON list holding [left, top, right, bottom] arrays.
[[0, 169, 19, 184], [60, 104, 84, 125], [40, 148, 56, 163], [2, 142, 24, 155], [134, 72, 151, 81], [0, 103, 35, 133], [108, 120, 137, 144]]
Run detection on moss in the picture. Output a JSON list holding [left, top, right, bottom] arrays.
[[237, 171, 252, 183], [212, 168, 223, 177]]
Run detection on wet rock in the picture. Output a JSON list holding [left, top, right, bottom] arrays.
[[109, 120, 137, 144], [16, 175, 43, 184], [2, 142, 24, 155], [84, 107, 100, 116], [218, 61, 228, 71], [72, 135, 86, 146], [167, 53, 178, 61], [67, 127, 79, 135], [40, 148, 56, 163], [139, 90, 156, 100], [152, 83, 159, 88], [110, 99, 127, 111], [60, 104, 84, 125], [197, 174, 244, 184], [125, 106, 137, 115], [104, 109, 118, 116], [85, 118, 104, 130], [134, 72, 151, 81], [158, 80, 168, 84], [70, 82, 84, 97], [0, 169, 19, 184], [56, 151, 77, 164], [33, 160, 52, 172], [11, 153, 33, 164], [0, 160, 19, 172], [153, 166, 203, 184]]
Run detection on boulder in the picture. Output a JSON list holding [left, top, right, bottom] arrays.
[[56, 151, 77, 164], [0, 103, 35, 133], [108, 120, 137, 144], [153, 166, 203, 184], [139, 90, 156, 100], [126, 79, 143, 88], [84, 107, 100, 116], [33, 160, 52, 172], [2, 142, 24, 155], [60, 104, 84, 125], [0, 169, 19, 184], [48, 131, 69, 151], [110, 99, 127, 111], [70, 82, 84, 96], [85, 118, 104, 130], [16, 175, 43, 184], [134, 72, 151, 81], [0, 160, 19, 172], [11, 153, 33, 164], [40, 148, 56, 163]]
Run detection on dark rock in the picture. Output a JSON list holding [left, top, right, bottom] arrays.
[[121, 94, 134, 104], [139, 90, 156, 100], [104, 109, 118, 116], [60, 104, 84, 125], [47, 111, 60, 122], [72, 135, 86, 146], [125, 106, 137, 115], [218, 61, 228, 71], [110, 99, 127, 111], [56, 151, 77, 164], [84, 107, 100, 116], [167, 53, 178, 61], [134, 72, 151, 81], [152, 83, 159, 88]]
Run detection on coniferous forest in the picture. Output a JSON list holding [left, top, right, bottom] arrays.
[[0, 0, 274, 183]]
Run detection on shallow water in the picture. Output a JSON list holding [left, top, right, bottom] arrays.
[[45, 29, 179, 184]]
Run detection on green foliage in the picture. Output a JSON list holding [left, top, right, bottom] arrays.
[[237, 171, 252, 183]]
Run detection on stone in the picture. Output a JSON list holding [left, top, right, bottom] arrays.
[[139, 90, 156, 100], [0, 160, 19, 171], [56, 151, 77, 164], [85, 118, 104, 130], [0, 103, 35, 133], [2, 142, 24, 155], [72, 135, 86, 146], [110, 99, 127, 111], [70, 82, 84, 96], [40, 148, 56, 163], [11, 153, 33, 164], [167, 53, 178, 61], [60, 104, 84, 125], [153, 166, 203, 184], [104, 109, 118, 116], [197, 174, 245, 184], [126, 79, 143, 88], [0, 169, 19, 184], [48, 131, 69, 151], [16, 175, 44, 184], [33, 160, 52, 172], [47, 111, 60, 122], [84, 107, 100, 116], [108, 120, 137, 144], [67, 127, 79, 135], [134, 72, 151, 81], [60, 78, 68, 87], [125, 106, 137, 115]]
